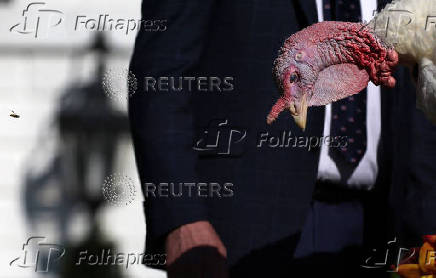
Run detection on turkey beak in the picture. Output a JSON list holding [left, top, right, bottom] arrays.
[[289, 93, 308, 131]]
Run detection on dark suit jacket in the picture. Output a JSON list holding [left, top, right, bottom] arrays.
[[128, 0, 436, 275], [382, 69, 436, 246]]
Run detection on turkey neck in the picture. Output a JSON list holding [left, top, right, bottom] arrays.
[[310, 22, 391, 86]]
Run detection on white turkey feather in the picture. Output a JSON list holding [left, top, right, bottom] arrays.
[[369, 0, 436, 123]]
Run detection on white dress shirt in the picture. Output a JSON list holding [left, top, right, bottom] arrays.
[[315, 0, 381, 190]]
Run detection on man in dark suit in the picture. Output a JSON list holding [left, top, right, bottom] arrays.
[[128, 0, 436, 277], [129, 1, 323, 277]]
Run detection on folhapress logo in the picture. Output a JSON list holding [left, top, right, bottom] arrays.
[[193, 119, 247, 156], [10, 236, 66, 272], [10, 2, 167, 39], [9, 2, 64, 38]]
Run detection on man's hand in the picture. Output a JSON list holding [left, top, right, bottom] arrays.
[[165, 221, 228, 278]]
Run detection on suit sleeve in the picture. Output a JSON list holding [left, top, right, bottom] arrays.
[[128, 0, 215, 262]]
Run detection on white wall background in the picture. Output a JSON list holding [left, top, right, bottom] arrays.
[[0, 1, 166, 277]]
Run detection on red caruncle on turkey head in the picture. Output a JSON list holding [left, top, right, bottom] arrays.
[[269, 39, 318, 130], [268, 22, 399, 130]]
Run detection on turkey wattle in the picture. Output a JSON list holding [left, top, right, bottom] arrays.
[[268, 0, 436, 129]]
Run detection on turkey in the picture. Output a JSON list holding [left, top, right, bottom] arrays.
[[267, 0, 436, 129]]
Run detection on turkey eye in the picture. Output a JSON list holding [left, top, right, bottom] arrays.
[[289, 73, 298, 83]]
